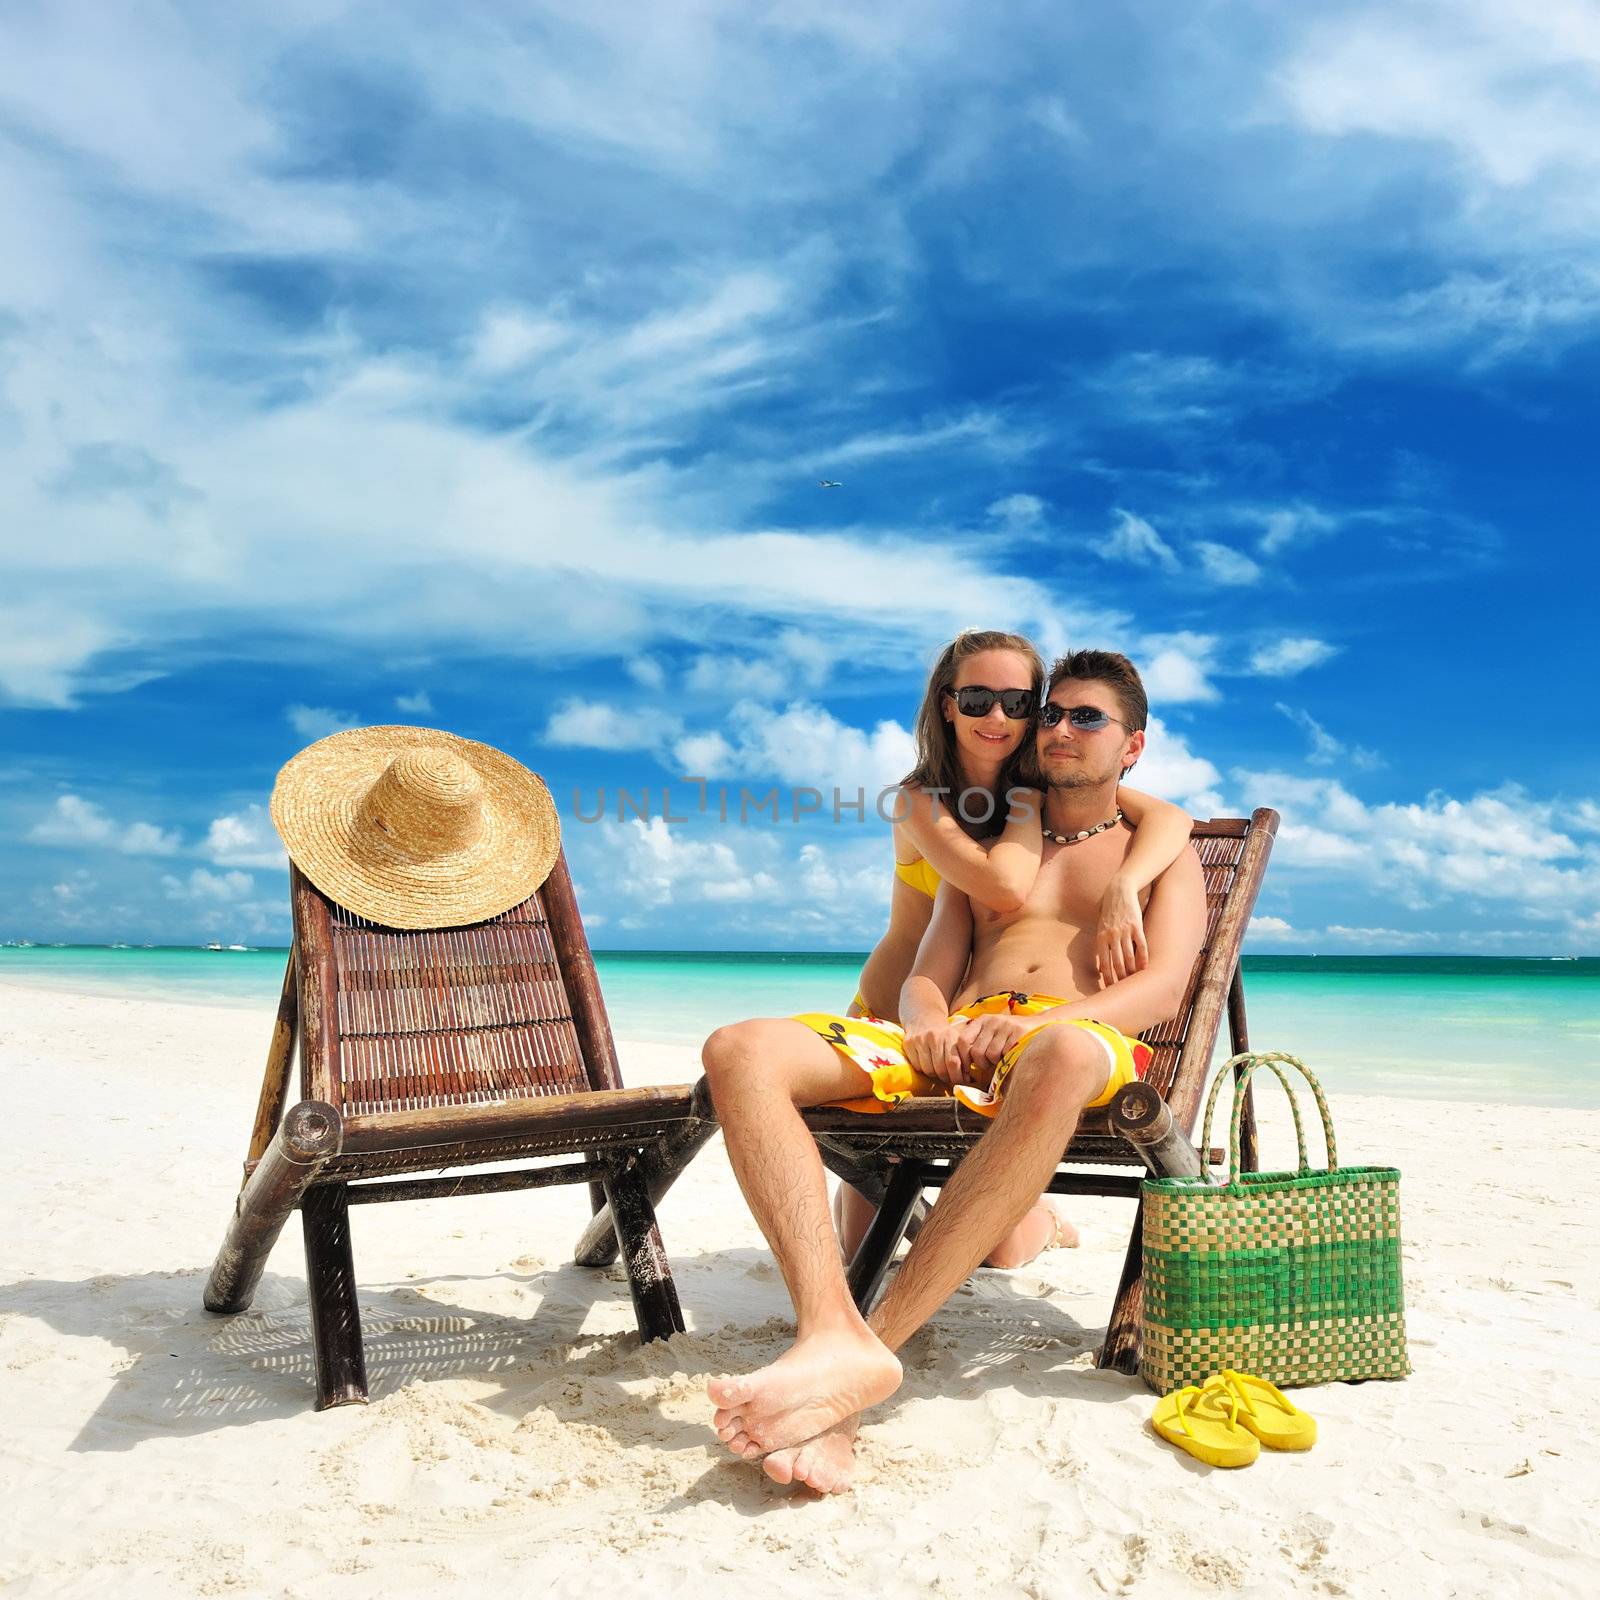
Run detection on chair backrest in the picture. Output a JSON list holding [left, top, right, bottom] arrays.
[[292, 850, 624, 1116], [1136, 810, 1278, 1122]]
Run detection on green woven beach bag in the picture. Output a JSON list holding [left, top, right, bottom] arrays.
[[1140, 1051, 1410, 1395]]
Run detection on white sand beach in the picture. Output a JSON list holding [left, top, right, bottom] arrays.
[[2, 980, 1598, 1599]]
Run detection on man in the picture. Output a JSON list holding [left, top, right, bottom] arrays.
[[700, 649, 1206, 1493]]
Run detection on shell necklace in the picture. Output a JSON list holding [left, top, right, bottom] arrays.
[[1041, 807, 1124, 847]]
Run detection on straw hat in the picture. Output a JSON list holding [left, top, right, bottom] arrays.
[[270, 725, 561, 929]]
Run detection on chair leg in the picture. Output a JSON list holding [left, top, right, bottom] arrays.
[[1228, 970, 1259, 1174], [1095, 1195, 1146, 1377], [602, 1163, 685, 1343], [244, 946, 299, 1174], [574, 1115, 718, 1268], [302, 1183, 369, 1409], [847, 1162, 927, 1313], [1237, 1079, 1260, 1174], [205, 1100, 340, 1315]]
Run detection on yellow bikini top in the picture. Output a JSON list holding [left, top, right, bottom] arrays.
[[893, 855, 942, 899]]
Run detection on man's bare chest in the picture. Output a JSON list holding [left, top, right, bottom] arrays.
[[976, 831, 1140, 932]]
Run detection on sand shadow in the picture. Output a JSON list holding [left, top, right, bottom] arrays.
[[0, 1237, 1139, 1495], [0, 1252, 661, 1452]]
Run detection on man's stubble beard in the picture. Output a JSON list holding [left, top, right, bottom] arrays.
[[1042, 757, 1122, 792]]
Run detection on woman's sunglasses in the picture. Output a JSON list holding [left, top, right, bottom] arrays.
[[945, 685, 1036, 720], [1040, 703, 1129, 732]]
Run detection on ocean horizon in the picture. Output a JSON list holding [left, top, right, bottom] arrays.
[[4, 945, 1596, 1111]]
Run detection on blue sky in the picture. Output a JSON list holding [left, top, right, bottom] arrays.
[[2, 0, 1597, 953]]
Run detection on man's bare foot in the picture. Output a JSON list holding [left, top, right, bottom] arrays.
[[762, 1414, 860, 1494], [983, 1201, 1079, 1269], [708, 1325, 900, 1455]]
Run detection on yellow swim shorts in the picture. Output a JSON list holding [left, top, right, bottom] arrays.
[[794, 990, 1152, 1118]]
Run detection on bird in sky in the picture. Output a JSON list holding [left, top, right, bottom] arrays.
[[818, 479, 843, 488]]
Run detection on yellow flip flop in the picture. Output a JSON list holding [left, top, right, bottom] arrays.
[[1150, 1384, 1260, 1468], [1203, 1370, 1317, 1451]]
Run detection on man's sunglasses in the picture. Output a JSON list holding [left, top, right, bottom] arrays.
[[945, 685, 1037, 720], [1040, 703, 1129, 732]]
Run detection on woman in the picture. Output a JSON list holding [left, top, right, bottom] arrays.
[[838, 628, 1193, 1268]]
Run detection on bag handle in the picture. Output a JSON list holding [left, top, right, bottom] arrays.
[[1198, 1051, 1338, 1188]]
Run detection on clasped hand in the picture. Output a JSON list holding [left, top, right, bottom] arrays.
[[902, 1014, 1035, 1088]]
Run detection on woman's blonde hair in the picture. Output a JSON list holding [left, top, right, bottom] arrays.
[[900, 629, 1043, 838]]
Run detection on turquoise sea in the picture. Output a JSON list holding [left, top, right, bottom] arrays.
[[2, 946, 1596, 1109]]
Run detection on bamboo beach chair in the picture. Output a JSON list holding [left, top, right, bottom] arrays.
[[807, 809, 1279, 1374], [577, 810, 1278, 1375], [204, 854, 707, 1410]]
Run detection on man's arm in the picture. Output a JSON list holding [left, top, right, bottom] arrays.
[[1041, 846, 1206, 1037]]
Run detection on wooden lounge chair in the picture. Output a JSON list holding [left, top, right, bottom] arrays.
[[577, 811, 1278, 1375], [806, 809, 1279, 1374], [204, 854, 706, 1410]]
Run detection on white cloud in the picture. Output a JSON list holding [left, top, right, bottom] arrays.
[[683, 631, 832, 700], [593, 817, 779, 912], [1249, 505, 1341, 557], [205, 805, 286, 871], [1279, 6, 1600, 197], [1246, 915, 1314, 945], [1074, 349, 1331, 429], [771, 629, 835, 688], [1128, 715, 1225, 815], [1102, 509, 1181, 574], [1275, 703, 1343, 766], [1140, 638, 1220, 705], [1255, 5, 1600, 355], [566, 817, 891, 942], [467, 308, 572, 375], [626, 655, 668, 692], [1275, 703, 1383, 771], [162, 868, 255, 902], [544, 700, 676, 753], [1194, 541, 1262, 586], [684, 654, 787, 700], [1250, 638, 1338, 676], [674, 731, 737, 774], [828, 410, 1035, 467], [1, 126, 1115, 714], [793, 840, 891, 908], [1232, 771, 1600, 933], [121, 821, 178, 854], [286, 704, 361, 740], [29, 794, 180, 855], [0, 604, 126, 709], [395, 690, 434, 714], [679, 699, 915, 794], [987, 493, 1045, 531]]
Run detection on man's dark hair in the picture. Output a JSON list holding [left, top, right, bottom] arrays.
[[1046, 649, 1149, 733]]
